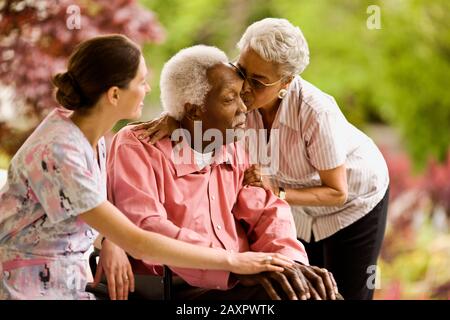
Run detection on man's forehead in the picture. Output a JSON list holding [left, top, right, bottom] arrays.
[[207, 63, 243, 87]]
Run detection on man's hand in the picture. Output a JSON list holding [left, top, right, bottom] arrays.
[[91, 239, 135, 300], [296, 264, 338, 300], [235, 263, 339, 300]]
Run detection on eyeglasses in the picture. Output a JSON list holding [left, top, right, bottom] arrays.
[[228, 61, 284, 90]]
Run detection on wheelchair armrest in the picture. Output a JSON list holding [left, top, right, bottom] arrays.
[[163, 265, 172, 300], [89, 247, 101, 277], [88, 247, 173, 300]]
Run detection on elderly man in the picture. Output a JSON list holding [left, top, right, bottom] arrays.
[[105, 45, 339, 300]]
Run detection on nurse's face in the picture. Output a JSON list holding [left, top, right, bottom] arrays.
[[117, 55, 151, 119]]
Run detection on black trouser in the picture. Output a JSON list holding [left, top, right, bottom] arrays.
[[300, 188, 389, 300]]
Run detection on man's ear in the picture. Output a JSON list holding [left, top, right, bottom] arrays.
[[106, 86, 120, 106], [184, 103, 204, 121]]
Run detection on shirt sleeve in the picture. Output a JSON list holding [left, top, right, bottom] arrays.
[[107, 133, 232, 289], [232, 185, 309, 265], [25, 141, 106, 224], [305, 111, 347, 171]]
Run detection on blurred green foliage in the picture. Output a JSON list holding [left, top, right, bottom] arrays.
[[140, 0, 450, 169], [378, 216, 450, 299], [0, 150, 9, 170]]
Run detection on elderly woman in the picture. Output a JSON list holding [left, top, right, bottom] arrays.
[[135, 18, 389, 300]]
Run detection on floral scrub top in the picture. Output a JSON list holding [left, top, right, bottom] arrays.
[[0, 108, 106, 299]]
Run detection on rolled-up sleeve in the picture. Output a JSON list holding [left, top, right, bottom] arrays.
[[107, 131, 231, 289], [232, 185, 309, 265]]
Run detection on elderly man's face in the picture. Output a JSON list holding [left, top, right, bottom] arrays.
[[200, 63, 247, 139]]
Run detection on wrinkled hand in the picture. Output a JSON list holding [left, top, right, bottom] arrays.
[[244, 165, 278, 194], [131, 113, 179, 144], [296, 264, 339, 300], [236, 263, 339, 300], [91, 239, 135, 300], [228, 252, 294, 275]]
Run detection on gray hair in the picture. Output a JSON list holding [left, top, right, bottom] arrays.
[[237, 18, 310, 77], [160, 45, 228, 120]]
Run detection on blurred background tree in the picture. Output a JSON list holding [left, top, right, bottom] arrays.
[[140, 0, 449, 170], [0, 0, 164, 157]]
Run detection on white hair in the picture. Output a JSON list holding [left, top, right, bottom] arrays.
[[237, 18, 310, 77], [160, 45, 228, 120]]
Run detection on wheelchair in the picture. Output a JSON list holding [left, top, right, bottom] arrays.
[[86, 248, 173, 300]]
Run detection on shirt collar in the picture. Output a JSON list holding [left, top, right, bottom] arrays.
[[157, 131, 234, 177], [276, 75, 303, 130]]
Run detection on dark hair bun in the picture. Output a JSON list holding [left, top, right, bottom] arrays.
[[51, 35, 141, 111], [52, 72, 84, 110]]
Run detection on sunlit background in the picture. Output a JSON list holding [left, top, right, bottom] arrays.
[[0, 0, 449, 299]]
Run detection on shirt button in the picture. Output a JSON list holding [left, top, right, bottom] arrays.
[[217, 225, 222, 230], [211, 196, 216, 200]]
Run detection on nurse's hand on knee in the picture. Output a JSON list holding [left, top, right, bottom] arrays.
[[93, 239, 135, 300]]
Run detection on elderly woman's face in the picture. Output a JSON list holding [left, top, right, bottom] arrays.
[[237, 47, 286, 111], [199, 63, 247, 139]]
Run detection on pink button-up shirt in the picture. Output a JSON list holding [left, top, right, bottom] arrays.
[[107, 127, 308, 290]]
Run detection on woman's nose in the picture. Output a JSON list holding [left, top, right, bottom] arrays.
[[241, 78, 252, 93]]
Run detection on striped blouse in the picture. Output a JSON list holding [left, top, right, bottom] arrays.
[[245, 75, 389, 242]]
